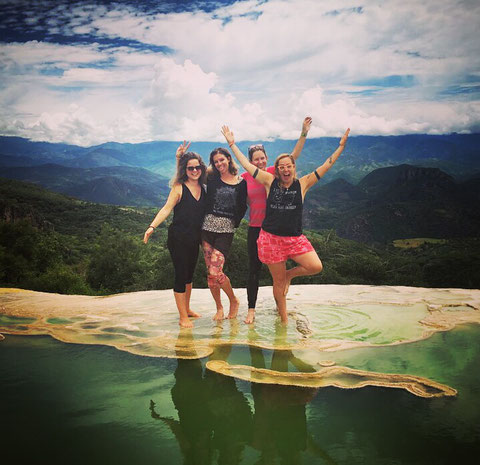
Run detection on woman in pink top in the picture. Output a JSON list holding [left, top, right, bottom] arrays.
[[241, 117, 312, 323]]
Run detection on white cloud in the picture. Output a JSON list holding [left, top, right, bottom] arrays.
[[0, 0, 479, 144], [0, 41, 104, 67]]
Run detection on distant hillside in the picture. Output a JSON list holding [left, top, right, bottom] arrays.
[[1, 133, 479, 182], [2, 157, 479, 241], [0, 153, 48, 167], [304, 164, 480, 243], [63, 147, 133, 168], [0, 164, 169, 207], [1, 177, 479, 293], [358, 164, 457, 201], [0, 136, 84, 162], [0, 177, 153, 235]]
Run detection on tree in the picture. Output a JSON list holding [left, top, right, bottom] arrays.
[[86, 225, 143, 294]]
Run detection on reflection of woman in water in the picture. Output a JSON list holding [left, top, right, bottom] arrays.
[[150, 329, 213, 464], [144, 142, 207, 328], [248, 324, 337, 464], [199, 148, 247, 321], [150, 327, 335, 464], [222, 125, 350, 323], [150, 328, 252, 465], [241, 117, 312, 325], [204, 343, 252, 464]]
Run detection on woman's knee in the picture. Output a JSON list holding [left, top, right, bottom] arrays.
[[311, 259, 323, 274], [173, 270, 187, 293], [302, 256, 323, 275], [207, 267, 225, 288], [173, 283, 187, 293]]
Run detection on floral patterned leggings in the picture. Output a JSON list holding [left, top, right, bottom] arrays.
[[202, 241, 227, 289]]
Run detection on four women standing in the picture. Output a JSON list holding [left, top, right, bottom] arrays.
[[145, 122, 350, 326]]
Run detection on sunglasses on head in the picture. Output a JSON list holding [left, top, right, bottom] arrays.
[[248, 144, 264, 152], [187, 165, 202, 172]]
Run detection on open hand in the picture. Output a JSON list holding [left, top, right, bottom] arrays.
[[176, 140, 191, 159], [302, 117, 312, 134], [221, 125, 235, 146], [339, 128, 350, 146]]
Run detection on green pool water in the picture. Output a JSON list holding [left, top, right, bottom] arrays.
[[1, 325, 479, 465]]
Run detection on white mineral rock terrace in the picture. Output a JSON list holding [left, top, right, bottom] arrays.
[[1, 285, 479, 397]]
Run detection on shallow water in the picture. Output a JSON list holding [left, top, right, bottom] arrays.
[[1, 325, 480, 465], [1, 285, 480, 463]]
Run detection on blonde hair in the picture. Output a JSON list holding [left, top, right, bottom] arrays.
[[274, 153, 296, 180]]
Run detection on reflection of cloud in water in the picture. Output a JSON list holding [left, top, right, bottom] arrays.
[[1, 285, 479, 396]]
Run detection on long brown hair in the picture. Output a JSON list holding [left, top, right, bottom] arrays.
[[208, 147, 238, 178], [170, 152, 207, 187]]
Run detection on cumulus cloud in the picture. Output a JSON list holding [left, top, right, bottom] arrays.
[[0, 0, 479, 144], [0, 102, 153, 146]]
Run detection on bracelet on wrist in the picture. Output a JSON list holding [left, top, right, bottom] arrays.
[[148, 225, 155, 230], [301, 132, 308, 137], [229, 142, 234, 147]]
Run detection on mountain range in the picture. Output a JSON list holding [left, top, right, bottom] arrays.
[[2, 163, 479, 245], [1, 133, 479, 183], [304, 164, 480, 243], [0, 164, 170, 207], [1, 134, 479, 244]]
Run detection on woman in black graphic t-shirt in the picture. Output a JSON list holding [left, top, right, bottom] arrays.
[[144, 142, 207, 328], [201, 147, 247, 321], [222, 125, 350, 324]]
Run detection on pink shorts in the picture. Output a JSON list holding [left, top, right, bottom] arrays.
[[257, 229, 315, 264]]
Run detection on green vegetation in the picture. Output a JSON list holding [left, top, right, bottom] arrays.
[[393, 238, 447, 248], [1, 178, 479, 295]]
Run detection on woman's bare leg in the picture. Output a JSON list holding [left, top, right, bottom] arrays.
[[205, 245, 239, 320], [173, 291, 194, 328], [284, 251, 323, 295], [244, 309, 255, 324], [185, 283, 201, 317], [209, 286, 225, 320], [267, 261, 288, 323], [220, 275, 240, 319]]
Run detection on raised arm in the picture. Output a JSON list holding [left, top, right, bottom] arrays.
[[300, 128, 350, 195], [175, 140, 191, 162], [290, 116, 312, 161], [143, 184, 182, 244], [221, 125, 274, 188]]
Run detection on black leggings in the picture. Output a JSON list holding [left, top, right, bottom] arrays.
[[167, 232, 200, 293], [247, 226, 263, 309]]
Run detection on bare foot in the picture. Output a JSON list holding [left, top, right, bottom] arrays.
[[227, 297, 240, 319], [244, 308, 255, 324], [179, 317, 194, 328], [187, 310, 201, 318], [213, 309, 225, 321]]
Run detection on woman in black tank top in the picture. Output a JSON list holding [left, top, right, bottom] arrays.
[[144, 142, 207, 328], [222, 125, 350, 324]]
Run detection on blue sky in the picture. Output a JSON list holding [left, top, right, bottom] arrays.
[[0, 0, 479, 145]]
